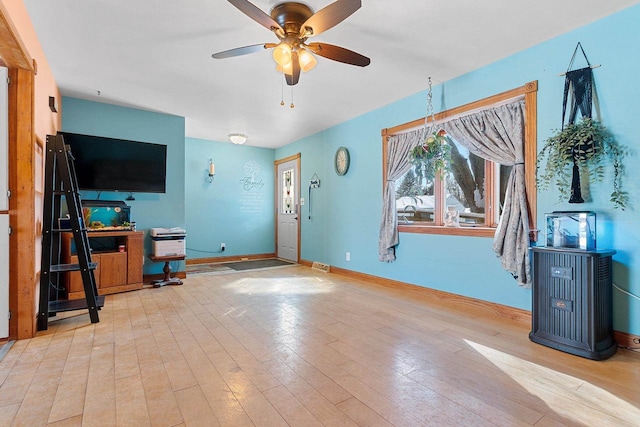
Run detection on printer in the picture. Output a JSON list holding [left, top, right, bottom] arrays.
[[150, 227, 186, 256]]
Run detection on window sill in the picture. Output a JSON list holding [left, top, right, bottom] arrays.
[[398, 224, 496, 237]]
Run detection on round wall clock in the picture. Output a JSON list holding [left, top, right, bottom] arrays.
[[334, 146, 350, 176]]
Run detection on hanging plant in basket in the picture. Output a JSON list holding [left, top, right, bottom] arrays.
[[410, 129, 452, 181], [536, 117, 628, 209]]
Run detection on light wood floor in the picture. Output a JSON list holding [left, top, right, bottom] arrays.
[[1, 266, 638, 426]]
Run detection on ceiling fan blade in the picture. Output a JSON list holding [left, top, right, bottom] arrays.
[[300, 0, 361, 37], [307, 42, 370, 67], [285, 53, 301, 86], [212, 43, 276, 59], [227, 0, 283, 33]]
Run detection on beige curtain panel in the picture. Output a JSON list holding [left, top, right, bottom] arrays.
[[379, 99, 531, 287]]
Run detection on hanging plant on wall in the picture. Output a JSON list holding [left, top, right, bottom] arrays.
[[537, 117, 627, 209], [537, 43, 628, 210], [410, 129, 451, 181]]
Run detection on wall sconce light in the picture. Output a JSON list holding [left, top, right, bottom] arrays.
[[228, 133, 247, 145], [49, 96, 57, 113], [208, 158, 215, 183]]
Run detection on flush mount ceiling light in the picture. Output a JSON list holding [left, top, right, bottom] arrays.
[[228, 133, 248, 145], [212, 0, 370, 87]]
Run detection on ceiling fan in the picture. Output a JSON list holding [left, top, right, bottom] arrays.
[[212, 0, 370, 86]]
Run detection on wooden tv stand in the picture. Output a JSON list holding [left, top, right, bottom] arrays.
[[62, 230, 144, 299]]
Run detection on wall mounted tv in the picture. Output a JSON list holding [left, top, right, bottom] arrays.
[[60, 132, 167, 193]]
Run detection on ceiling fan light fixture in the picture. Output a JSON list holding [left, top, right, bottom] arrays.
[[272, 42, 292, 66], [276, 61, 293, 75], [228, 133, 248, 145], [298, 48, 317, 72], [213, 0, 371, 91]]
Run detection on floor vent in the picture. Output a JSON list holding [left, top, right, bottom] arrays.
[[312, 262, 330, 273]]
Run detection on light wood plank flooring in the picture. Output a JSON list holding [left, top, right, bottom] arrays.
[[1, 266, 638, 426]]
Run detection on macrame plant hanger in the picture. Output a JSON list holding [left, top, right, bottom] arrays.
[[562, 42, 595, 203]]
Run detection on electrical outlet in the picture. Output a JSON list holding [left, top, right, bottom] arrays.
[[346, 251, 351, 261], [221, 242, 226, 251]]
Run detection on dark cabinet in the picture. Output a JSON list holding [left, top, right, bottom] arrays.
[[529, 247, 617, 360]]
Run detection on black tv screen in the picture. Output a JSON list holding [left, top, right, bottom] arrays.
[[60, 132, 167, 193]]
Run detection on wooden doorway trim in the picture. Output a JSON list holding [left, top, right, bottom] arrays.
[[0, 3, 37, 339], [0, 3, 33, 70]]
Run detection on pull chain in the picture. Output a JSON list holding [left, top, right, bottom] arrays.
[[278, 70, 295, 108], [280, 69, 285, 106], [290, 84, 294, 109]]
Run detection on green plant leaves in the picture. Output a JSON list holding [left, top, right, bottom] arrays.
[[410, 132, 452, 181], [537, 118, 627, 209]]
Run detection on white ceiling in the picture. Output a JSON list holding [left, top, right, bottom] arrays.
[[24, 0, 640, 149]]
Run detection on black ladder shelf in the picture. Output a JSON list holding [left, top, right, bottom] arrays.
[[37, 133, 103, 331]]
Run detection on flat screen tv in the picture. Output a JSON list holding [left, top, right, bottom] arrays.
[[60, 132, 167, 193]]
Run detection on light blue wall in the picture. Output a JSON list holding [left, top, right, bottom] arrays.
[[61, 97, 186, 275], [276, 5, 640, 335], [184, 137, 275, 260], [58, 5, 640, 335], [277, 132, 330, 264]]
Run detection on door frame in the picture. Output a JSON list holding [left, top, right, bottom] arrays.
[[1, 3, 39, 340], [274, 153, 301, 262]]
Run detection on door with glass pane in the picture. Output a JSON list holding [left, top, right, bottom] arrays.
[[276, 157, 299, 262]]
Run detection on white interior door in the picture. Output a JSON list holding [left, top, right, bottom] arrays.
[[0, 66, 8, 211], [0, 214, 7, 338], [276, 159, 299, 262], [0, 67, 7, 338]]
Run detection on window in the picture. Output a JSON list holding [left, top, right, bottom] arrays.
[[396, 135, 512, 229], [282, 168, 295, 214], [382, 81, 538, 238]]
